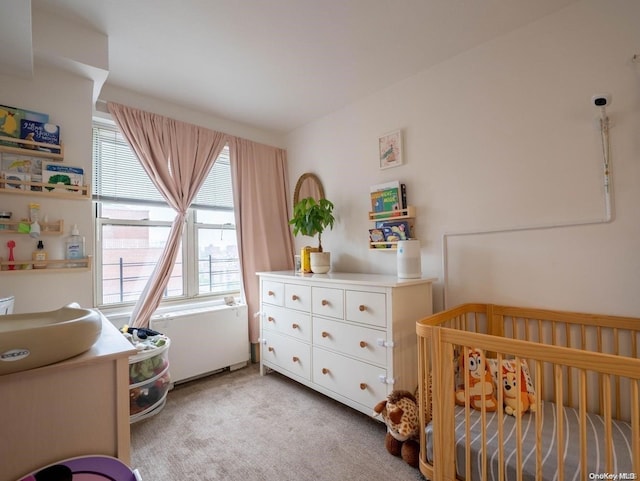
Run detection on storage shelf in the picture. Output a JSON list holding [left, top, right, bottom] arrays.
[[0, 137, 64, 160], [0, 179, 89, 199], [0, 256, 92, 273], [370, 241, 399, 251], [368, 206, 416, 221], [0, 219, 64, 235], [368, 205, 416, 250]]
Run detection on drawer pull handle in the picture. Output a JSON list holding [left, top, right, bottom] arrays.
[[292, 356, 299, 363], [360, 383, 367, 390], [322, 368, 330, 375], [291, 294, 299, 301], [267, 316, 275, 323], [267, 290, 275, 297], [359, 341, 368, 348], [321, 299, 329, 306], [292, 323, 299, 329], [359, 304, 366, 312], [321, 331, 330, 338], [268, 347, 274, 352]]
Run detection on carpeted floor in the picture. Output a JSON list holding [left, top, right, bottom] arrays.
[[131, 363, 424, 480]]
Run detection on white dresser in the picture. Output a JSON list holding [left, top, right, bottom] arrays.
[[257, 271, 435, 416]]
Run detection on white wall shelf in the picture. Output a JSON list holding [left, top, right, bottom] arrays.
[[0, 219, 64, 235], [0, 136, 64, 160], [0, 256, 92, 273]]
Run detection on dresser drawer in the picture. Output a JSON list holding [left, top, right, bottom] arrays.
[[262, 304, 311, 342], [345, 290, 386, 327], [284, 284, 311, 312], [313, 317, 387, 366], [312, 347, 387, 410], [262, 280, 284, 306], [262, 332, 311, 380], [312, 287, 344, 319]]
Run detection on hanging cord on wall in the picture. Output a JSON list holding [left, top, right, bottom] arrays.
[[441, 98, 615, 309], [599, 109, 613, 220]]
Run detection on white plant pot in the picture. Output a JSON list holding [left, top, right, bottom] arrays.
[[310, 252, 331, 274]]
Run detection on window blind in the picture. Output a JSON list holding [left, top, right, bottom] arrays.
[[92, 123, 233, 210]]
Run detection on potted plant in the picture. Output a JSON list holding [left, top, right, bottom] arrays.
[[289, 197, 335, 273]]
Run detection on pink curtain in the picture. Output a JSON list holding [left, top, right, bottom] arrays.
[[107, 102, 228, 328], [229, 137, 295, 343]]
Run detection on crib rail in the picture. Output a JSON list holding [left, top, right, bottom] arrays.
[[417, 303, 640, 481]]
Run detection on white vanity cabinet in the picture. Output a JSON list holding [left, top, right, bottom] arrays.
[[258, 271, 435, 416]]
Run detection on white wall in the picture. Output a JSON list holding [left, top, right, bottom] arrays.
[[285, 0, 640, 316]]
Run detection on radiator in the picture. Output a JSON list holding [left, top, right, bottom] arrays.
[[149, 304, 249, 384]]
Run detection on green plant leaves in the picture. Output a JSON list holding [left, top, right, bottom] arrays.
[[289, 197, 335, 248]]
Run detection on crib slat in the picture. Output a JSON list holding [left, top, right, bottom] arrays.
[[598, 326, 604, 416], [431, 330, 457, 480], [463, 347, 472, 481], [566, 323, 574, 408], [535, 360, 543, 481], [579, 370, 587, 481], [496, 353, 505, 481], [555, 364, 565, 481], [480, 349, 489, 481], [633, 379, 640, 474], [603, 374, 613, 472], [515, 357, 523, 481]]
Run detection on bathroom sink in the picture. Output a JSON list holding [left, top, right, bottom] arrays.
[[0, 304, 102, 375]]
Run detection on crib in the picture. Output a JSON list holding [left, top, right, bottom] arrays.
[[416, 303, 640, 481]]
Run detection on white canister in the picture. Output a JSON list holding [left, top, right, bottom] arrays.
[[397, 239, 421, 279]]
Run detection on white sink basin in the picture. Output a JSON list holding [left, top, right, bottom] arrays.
[[0, 304, 102, 375]]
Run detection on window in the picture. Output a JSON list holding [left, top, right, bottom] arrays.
[[92, 121, 240, 308]]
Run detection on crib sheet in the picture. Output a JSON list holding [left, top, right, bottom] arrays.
[[425, 401, 634, 481]]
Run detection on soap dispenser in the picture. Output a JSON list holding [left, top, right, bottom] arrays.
[[33, 240, 47, 269]]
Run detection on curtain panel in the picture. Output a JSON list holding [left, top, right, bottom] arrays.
[[229, 137, 295, 343], [107, 102, 228, 328]]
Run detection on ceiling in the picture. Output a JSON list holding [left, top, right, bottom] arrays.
[[10, 1, 579, 134]]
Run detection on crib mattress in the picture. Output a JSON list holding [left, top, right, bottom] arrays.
[[426, 401, 634, 481]]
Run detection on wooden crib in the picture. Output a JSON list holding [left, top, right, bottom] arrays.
[[416, 303, 640, 481]]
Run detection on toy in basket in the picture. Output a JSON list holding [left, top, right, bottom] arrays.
[[17, 455, 141, 481]]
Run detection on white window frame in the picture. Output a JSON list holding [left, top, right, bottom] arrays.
[[92, 119, 239, 312]]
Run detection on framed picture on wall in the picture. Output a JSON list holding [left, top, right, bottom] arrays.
[[379, 129, 403, 170]]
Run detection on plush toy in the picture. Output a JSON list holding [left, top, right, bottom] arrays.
[[455, 348, 498, 412], [497, 360, 537, 416], [372, 390, 420, 468]]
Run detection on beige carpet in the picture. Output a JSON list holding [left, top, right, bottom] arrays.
[[131, 363, 425, 481]]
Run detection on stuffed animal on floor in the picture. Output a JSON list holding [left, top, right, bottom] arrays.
[[498, 360, 537, 416], [455, 348, 498, 412], [372, 390, 420, 468]]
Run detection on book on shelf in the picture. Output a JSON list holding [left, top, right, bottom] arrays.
[[42, 162, 84, 193], [370, 180, 401, 215], [0, 105, 49, 147], [19, 120, 61, 153], [375, 219, 411, 241]]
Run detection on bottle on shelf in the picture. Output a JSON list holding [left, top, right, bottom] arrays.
[[65, 224, 85, 266], [33, 240, 47, 269]]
